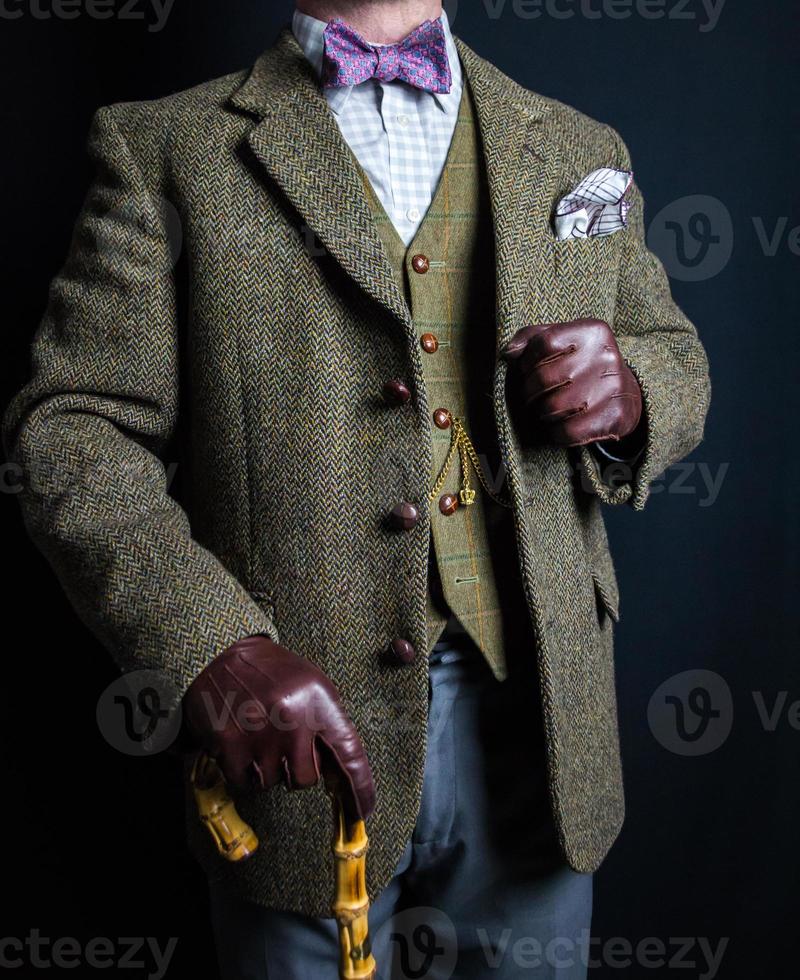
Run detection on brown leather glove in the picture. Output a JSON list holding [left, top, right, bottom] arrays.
[[503, 318, 644, 449], [181, 636, 376, 820]]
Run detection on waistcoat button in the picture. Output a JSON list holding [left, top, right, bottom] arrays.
[[439, 493, 459, 516], [411, 254, 430, 275], [433, 408, 452, 429], [420, 333, 439, 354]]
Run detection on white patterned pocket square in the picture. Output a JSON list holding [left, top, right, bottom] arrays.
[[554, 168, 633, 241]]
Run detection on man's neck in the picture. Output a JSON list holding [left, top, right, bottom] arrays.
[[296, 1, 443, 44]]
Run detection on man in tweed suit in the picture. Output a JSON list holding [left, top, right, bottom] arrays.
[[5, 0, 710, 976]]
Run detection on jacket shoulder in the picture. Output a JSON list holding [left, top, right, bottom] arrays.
[[87, 70, 251, 177], [102, 69, 247, 132], [544, 98, 629, 174], [456, 39, 626, 172]]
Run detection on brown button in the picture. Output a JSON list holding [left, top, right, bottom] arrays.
[[433, 408, 452, 429], [390, 502, 419, 530], [411, 254, 430, 275], [389, 638, 417, 665], [420, 333, 439, 354], [439, 493, 459, 516], [383, 379, 411, 406]]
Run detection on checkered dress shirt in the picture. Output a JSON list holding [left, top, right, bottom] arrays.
[[292, 9, 464, 246]]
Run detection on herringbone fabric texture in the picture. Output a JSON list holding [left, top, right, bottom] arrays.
[[4, 27, 711, 917], [361, 87, 512, 679]]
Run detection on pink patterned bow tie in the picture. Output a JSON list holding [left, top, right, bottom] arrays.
[[322, 18, 452, 94]]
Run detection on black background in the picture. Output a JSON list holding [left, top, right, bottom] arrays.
[[1, 1, 797, 977]]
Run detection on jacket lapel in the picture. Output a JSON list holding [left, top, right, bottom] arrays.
[[228, 28, 412, 329], [456, 39, 560, 351], [228, 30, 560, 343]]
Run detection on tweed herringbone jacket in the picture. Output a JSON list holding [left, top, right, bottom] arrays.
[[5, 27, 710, 915]]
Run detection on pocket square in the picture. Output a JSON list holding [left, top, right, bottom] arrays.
[[554, 168, 633, 241]]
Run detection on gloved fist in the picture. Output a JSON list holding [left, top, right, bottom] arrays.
[[503, 318, 643, 448], [181, 636, 376, 821]]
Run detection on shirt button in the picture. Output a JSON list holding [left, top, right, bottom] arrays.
[[439, 493, 460, 516], [390, 501, 419, 530], [396, 114, 410, 127], [433, 408, 452, 429], [420, 333, 439, 354], [389, 638, 416, 665], [407, 207, 421, 222], [383, 379, 411, 405], [411, 254, 430, 275]]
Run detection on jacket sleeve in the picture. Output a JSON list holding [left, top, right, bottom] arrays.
[[578, 125, 712, 509], [3, 106, 277, 708]]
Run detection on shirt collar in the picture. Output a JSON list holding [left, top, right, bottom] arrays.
[[291, 8, 463, 116]]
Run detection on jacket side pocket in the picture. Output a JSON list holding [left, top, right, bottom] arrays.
[[591, 571, 620, 625]]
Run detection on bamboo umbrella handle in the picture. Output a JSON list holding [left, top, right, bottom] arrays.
[[190, 752, 260, 862], [190, 751, 377, 980]]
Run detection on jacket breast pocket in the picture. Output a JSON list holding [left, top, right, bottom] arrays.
[[554, 231, 622, 274], [553, 234, 623, 320]]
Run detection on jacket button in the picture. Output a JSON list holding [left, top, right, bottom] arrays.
[[411, 254, 430, 275], [439, 493, 459, 516], [390, 502, 419, 530], [383, 379, 411, 405], [433, 408, 452, 429], [420, 333, 439, 354], [389, 638, 417, 665]]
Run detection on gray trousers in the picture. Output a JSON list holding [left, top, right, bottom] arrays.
[[208, 638, 593, 979]]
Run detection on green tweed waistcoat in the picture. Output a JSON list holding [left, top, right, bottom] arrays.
[[359, 87, 518, 679], [4, 27, 711, 917]]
